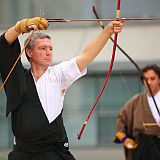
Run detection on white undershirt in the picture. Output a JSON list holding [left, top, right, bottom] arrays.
[[147, 91, 160, 124], [32, 58, 87, 123]]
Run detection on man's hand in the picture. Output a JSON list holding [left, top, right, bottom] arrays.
[[15, 17, 48, 34], [107, 20, 124, 35], [123, 137, 138, 149]]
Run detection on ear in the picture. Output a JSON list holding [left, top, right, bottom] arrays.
[[26, 48, 32, 58], [158, 77, 160, 84]]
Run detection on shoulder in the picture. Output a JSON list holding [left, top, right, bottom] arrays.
[[51, 58, 76, 68], [128, 92, 146, 102], [131, 92, 146, 102], [122, 92, 146, 110], [50, 58, 81, 75], [0, 32, 20, 48], [0, 33, 9, 47]]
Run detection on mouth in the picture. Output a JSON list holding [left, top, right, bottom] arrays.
[[45, 59, 51, 61]]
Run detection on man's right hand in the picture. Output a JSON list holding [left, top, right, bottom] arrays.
[[123, 137, 138, 149], [15, 17, 48, 34]]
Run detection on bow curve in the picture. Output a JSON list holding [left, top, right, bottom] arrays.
[[92, 5, 160, 118], [77, 0, 121, 140]]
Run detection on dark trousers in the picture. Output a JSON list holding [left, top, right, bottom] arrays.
[[133, 133, 160, 160], [8, 144, 76, 160]]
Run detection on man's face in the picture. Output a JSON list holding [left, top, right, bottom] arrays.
[[143, 69, 160, 96], [28, 38, 53, 68]]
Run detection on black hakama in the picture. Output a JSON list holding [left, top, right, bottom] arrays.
[[133, 134, 160, 160]]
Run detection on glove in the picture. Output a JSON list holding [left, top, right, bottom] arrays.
[[15, 17, 48, 33], [123, 137, 138, 149], [115, 132, 138, 149]]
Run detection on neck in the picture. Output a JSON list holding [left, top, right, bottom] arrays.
[[147, 89, 160, 97], [31, 65, 48, 81]]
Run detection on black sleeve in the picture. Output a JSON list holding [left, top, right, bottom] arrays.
[[0, 33, 27, 116], [0, 33, 22, 80]]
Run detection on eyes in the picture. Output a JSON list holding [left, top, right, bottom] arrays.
[[39, 46, 53, 51], [144, 77, 157, 82]]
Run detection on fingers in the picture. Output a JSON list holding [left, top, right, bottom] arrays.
[[124, 138, 138, 150], [112, 21, 124, 33], [15, 17, 49, 34], [27, 17, 49, 31], [28, 25, 38, 32], [125, 141, 138, 149], [38, 17, 49, 29], [108, 20, 124, 34]]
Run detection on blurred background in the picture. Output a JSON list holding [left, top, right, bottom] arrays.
[[0, 0, 160, 159]]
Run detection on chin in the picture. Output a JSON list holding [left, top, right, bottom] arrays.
[[49, 62, 52, 65], [46, 61, 52, 65]]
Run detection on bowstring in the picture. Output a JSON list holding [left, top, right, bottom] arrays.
[[40, 0, 45, 18]]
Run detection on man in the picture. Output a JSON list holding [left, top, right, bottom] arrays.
[[114, 64, 160, 160], [0, 17, 123, 160]]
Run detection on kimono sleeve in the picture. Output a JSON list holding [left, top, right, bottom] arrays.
[[53, 57, 87, 90], [0, 33, 26, 116], [0, 33, 23, 79]]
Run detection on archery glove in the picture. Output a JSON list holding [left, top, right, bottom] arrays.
[[115, 132, 138, 149], [15, 17, 48, 34]]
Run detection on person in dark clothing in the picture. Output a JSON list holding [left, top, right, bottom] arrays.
[[0, 17, 123, 160], [114, 64, 160, 160]]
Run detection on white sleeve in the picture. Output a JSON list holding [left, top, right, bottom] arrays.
[[53, 57, 87, 89]]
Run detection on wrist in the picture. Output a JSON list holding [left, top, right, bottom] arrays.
[[116, 132, 127, 142], [104, 26, 113, 37], [121, 135, 128, 143], [15, 21, 21, 33]]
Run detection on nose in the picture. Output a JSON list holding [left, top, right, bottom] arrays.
[[147, 79, 152, 85], [148, 79, 152, 85], [46, 48, 52, 56]]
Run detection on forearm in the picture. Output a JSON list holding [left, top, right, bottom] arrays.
[[83, 27, 111, 60], [5, 26, 20, 45], [115, 107, 129, 135], [76, 26, 112, 71], [76, 20, 123, 71], [115, 113, 138, 149]]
